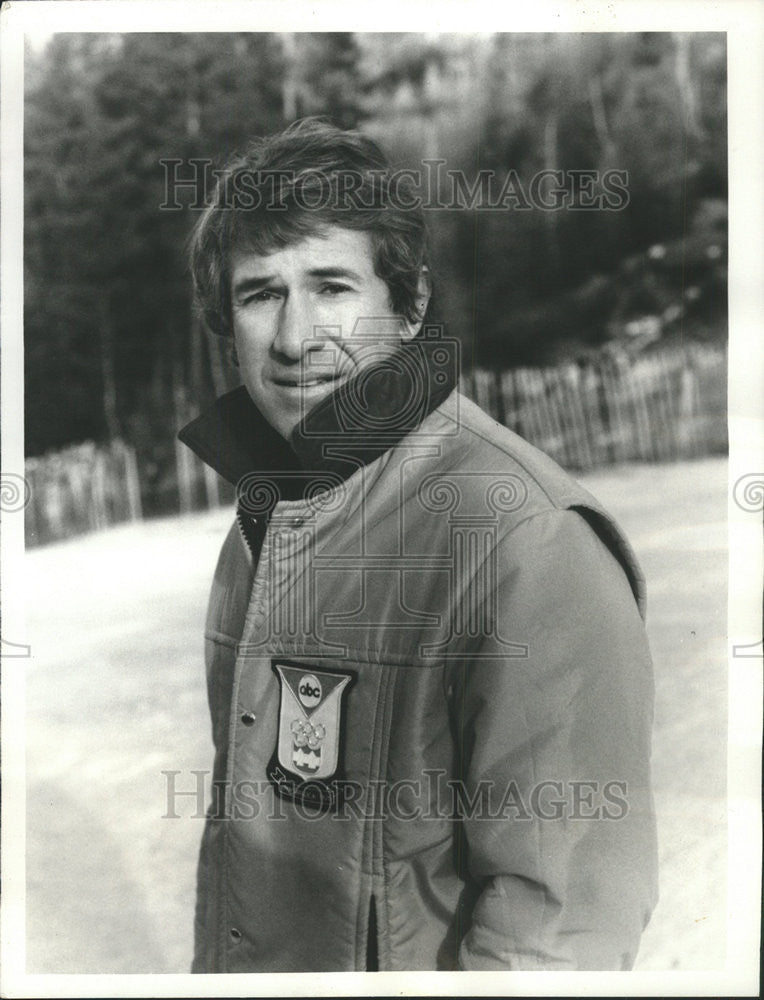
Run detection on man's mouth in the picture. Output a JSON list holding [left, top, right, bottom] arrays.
[[272, 374, 343, 388]]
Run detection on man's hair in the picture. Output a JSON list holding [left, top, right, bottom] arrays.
[[189, 118, 430, 338]]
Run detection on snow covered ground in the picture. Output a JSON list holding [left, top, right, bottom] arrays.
[[23, 457, 728, 973]]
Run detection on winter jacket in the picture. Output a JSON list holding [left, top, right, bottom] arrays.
[[178, 338, 658, 973]]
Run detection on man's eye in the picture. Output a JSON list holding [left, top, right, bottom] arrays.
[[243, 290, 278, 305], [319, 283, 352, 296]]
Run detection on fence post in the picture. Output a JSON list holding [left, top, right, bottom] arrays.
[[122, 441, 144, 521], [653, 351, 679, 461], [202, 462, 221, 510], [676, 360, 698, 458], [175, 435, 194, 514], [68, 448, 92, 532], [173, 371, 195, 514], [498, 370, 515, 436], [602, 353, 634, 462], [91, 448, 108, 531], [458, 369, 475, 402], [473, 367, 500, 420], [540, 367, 568, 465], [624, 358, 654, 461], [561, 364, 594, 470]]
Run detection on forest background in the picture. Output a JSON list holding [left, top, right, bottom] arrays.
[[24, 32, 727, 515]]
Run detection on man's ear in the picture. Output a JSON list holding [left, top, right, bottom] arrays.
[[401, 266, 432, 341]]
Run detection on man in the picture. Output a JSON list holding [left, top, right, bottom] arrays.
[[179, 118, 658, 973]]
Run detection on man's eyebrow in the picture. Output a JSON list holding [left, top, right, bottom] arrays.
[[307, 266, 363, 282], [231, 275, 277, 297]]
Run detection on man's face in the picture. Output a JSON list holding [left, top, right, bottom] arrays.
[[230, 228, 411, 441]]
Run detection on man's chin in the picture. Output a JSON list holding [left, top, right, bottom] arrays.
[[257, 376, 349, 441]]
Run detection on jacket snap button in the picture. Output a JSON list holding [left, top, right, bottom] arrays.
[[292, 517, 303, 527], [241, 711, 256, 726], [230, 927, 242, 943]]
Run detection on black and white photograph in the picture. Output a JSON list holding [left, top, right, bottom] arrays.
[[1, 1, 761, 996]]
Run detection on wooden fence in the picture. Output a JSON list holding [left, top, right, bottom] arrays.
[[24, 342, 727, 546], [25, 439, 143, 547], [461, 342, 727, 470]]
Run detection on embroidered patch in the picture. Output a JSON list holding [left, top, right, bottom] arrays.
[[267, 661, 354, 811]]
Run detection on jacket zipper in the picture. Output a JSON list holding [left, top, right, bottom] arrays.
[[238, 504, 381, 971], [236, 507, 269, 567]]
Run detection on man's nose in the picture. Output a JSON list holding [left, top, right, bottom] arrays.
[[272, 293, 321, 361]]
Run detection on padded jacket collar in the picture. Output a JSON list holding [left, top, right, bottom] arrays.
[[178, 335, 457, 494]]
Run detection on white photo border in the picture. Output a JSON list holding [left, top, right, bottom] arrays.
[[2, 1, 761, 996]]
